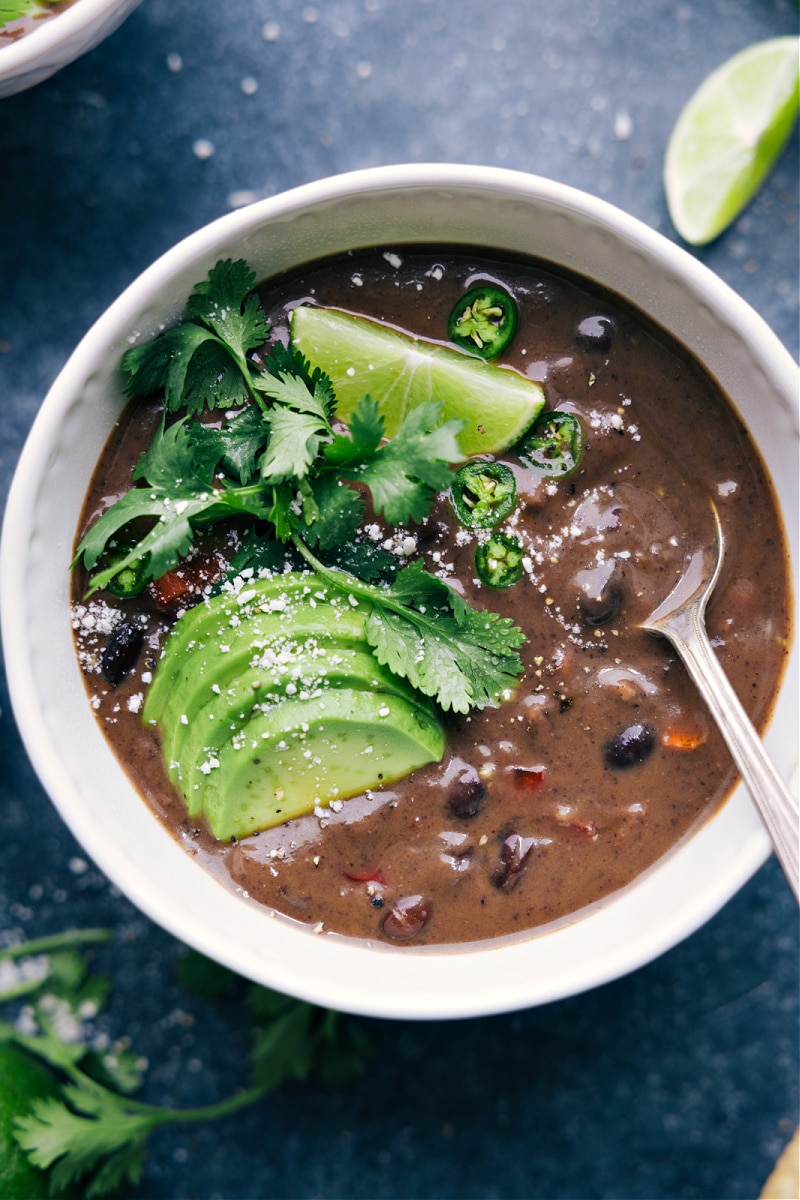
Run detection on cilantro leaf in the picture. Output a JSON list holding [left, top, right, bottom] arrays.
[[291, 546, 525, 713], [185, 259, 269, 365], [75, 420, 271, 593], [250, 342, 337, 484], [261, 483, 297, 542], [301, 473, 364, 550], [260, 405, 332, 484], [132, 415, 216, 490], [294, 475, 396, 579], [323, 394, 385, 466], [14, 1086, 150, 1196], [324, 398, 464, 524], [121, 259, 270, 414], [3, 933, 372, 1200], [324, 538, 398, 583], [377, 556, 458, 614], [313, 1009, 375, 1088], [189, 405, 267, 485], [247, 987, 372, 1091], [248, 1000, 319, 1089], [365, 596, 524, 713], [180, 338, 255, 415], [122, 325, 250, 416], [80, 1043, 146, 1097], [208, 530, 298, 596], [256, 341, 337, 420]]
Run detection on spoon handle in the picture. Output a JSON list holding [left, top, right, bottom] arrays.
[[658, 607, 799, 902]]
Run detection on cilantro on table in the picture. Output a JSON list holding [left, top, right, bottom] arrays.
[[0, 931, 371, 1198], [73, 258, 526, 713]]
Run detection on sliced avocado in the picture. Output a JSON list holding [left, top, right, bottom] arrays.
[[144, 572, 367, 723], [154, 604, 371, 738], [200, 688, 445, 840], [166, 638, 427, 813], [145, 571, 320, 721]]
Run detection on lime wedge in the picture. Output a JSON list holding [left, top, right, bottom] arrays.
[[664, 36, 800, 245], [290, 304, 544, 455]]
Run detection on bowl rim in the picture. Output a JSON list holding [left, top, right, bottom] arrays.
[[0, 0, 138, 79], [2, 163, 797, 1020]]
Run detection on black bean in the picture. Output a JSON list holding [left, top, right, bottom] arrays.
[[382, 895, 431, 940], [446, 765, 486, 819], [575, 314, 615, 352], [100, 620, 144, 687], [604, 723, 656, 769], [415, 519, 449, 548], [579, 575, 624, 626], [491, 831, 537, 891]]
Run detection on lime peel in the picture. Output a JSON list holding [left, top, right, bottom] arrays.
[[290, 304, 545, 455], [664, 36, 800, 246]]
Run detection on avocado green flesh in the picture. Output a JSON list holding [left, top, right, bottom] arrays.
[[146, 570, 446, 838], [201, 688, 446, 840], [144, 573, 366, 725], [166, 640, 429, 812], [153, 605, 371, 736], [143, 571, 338, 720]]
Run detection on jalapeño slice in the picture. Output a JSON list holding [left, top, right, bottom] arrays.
[[451, 462, 517, 529], [448, 285, 518, 359], [475, 532, 524, 589], [101, 538, 151, 598], [517, 411, 585, 477]]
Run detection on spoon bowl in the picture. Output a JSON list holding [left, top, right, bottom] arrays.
[[640, 502, 799, 901]]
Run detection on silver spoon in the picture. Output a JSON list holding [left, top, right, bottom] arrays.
[[640, 502, 799, 902]]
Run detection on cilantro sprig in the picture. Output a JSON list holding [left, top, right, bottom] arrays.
[[121, 260, 270, 415], [73, 258, 526, 713], [1, 933, 371, 1198], [293, 545, 525, 713]]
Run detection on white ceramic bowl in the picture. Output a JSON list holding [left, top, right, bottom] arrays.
[[0, 0, 141, 99], [2, 165, 797, 1019]]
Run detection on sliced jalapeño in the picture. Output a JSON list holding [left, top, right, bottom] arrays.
[[448, 285, 518, 359], [451, 461, 517, 529], [102, 537, 151, 598], [475, 532, 524, 589], [517, 411, 585, 477]]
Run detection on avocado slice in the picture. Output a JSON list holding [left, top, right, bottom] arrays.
[[153, 604, 371, 738], [166, 638, 427, 814], [200, 687, 446, 840], [144, 572, 367, 724]]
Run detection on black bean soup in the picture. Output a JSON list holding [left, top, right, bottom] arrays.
[[71, 247, 792, 947]]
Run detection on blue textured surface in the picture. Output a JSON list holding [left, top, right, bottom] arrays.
[[1, 1, 798, 1197]]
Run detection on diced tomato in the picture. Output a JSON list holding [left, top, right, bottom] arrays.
[[507, 765, 547, 792], [660, 722, 708, 752], [343, 867, 388, 886], [149, 553, 227, 615]]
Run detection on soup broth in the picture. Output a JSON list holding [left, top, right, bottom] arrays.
[[71, 247, 792, 947]]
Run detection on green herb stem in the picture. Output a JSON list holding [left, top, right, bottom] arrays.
[[0, 979, 53, 1004], [130, 1081, 270, 1126], [0, 930, 112, 963], [292, 535, 438, 629]]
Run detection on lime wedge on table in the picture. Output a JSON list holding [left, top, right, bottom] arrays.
[[664, 36, 800, 246], [290, 305, 544, 455]]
